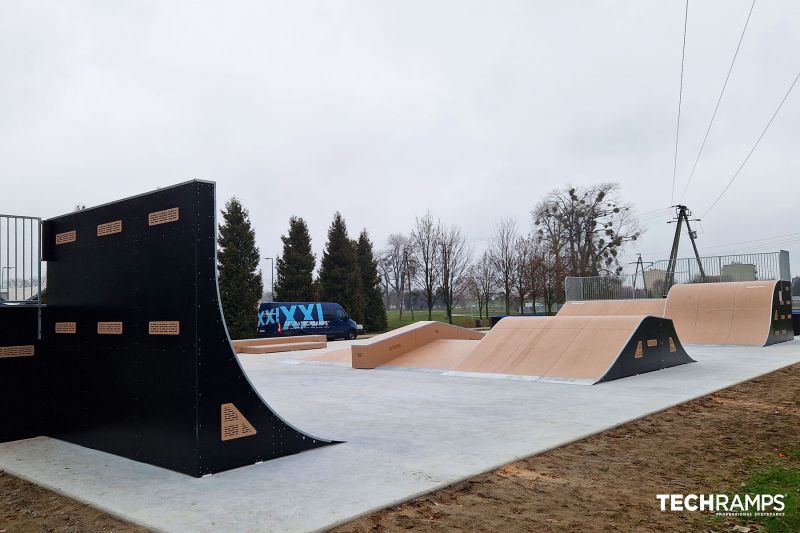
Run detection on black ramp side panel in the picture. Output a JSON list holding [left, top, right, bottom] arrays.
[[766, 281, 794, 346], [41, 180, 334, 477], [0, 305, 44, 442], [191, 181, 333, 474], [597, 316, 695, 383]]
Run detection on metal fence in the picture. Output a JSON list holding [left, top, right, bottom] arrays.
[[565, 250, 790, 301], [0, 214, 42, 303]]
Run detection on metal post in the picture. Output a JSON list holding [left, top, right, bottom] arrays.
[[264, 257, 274, 301]]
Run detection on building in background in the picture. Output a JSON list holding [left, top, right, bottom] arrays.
[[720, 262, 757, 282]]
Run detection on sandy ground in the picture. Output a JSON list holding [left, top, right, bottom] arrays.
[[1, 363, 797, 532]]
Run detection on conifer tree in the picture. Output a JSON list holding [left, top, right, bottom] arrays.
[[356, 230, 388, 331], [218, 198, 264, 339], [318, 212, 364, 323], [274, 216, 316, 301]]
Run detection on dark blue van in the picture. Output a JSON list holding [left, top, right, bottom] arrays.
[[256, 302, 360, 340]]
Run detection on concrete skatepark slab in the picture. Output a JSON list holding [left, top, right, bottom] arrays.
[[1, 339, 798, 533]]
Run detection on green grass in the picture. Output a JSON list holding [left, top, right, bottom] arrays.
[[737, 450, 800, 533]]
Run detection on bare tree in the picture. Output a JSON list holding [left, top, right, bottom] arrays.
[[439, 225, 472, 324], [404, 249, 417, 320], [381, 233, 410, 314], [410, 211, 441, 320], [489, 218, 518, 315], [534, 183, 641, 277], [513, 236, 533, 314], [469, 251, 495, 320]]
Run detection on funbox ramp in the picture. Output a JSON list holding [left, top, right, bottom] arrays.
[[0, 180, 335, 477], [446, 315, 695, 385]]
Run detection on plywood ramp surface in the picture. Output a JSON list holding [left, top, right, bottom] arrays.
[[303, 347, 351, 364], [233, 335, 326, 351], [664, 281, 793, 346], [351, 321, 484, 369], [238, 341, 327, 354], [558, 299, 666, 318], [381, 339, 479, 370], [451, 316, 693, 384]]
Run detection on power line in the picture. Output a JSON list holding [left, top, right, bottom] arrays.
[[680, 0, 756, 202], [703, 68, 800, 217], [671, 0, 690, 204], [700, 231, 800, 251]]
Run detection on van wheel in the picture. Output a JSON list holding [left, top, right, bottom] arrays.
[[346, 330, 357, 340]]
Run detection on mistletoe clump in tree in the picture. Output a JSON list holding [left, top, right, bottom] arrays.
[[533, 183, 641, 277], [218, 198, 264, 339]]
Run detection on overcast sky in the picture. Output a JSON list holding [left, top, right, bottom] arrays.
[[2, 1, 799, 279]]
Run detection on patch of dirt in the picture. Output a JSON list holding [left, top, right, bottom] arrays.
[[0, 364, 797, 532], [0, 471, 149, 532], [332, 363, 800, 533]]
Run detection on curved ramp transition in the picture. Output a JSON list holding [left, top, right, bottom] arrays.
[[560, 281, 793, 347], [0, 181, 335, 477], [449, 315, 694, 384], [664, 281, 793, 346]]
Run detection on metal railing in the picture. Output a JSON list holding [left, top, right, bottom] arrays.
[[0, 214, 42, 303], [565, 250, 790, 301]]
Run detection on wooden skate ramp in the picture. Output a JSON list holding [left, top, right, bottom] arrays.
[[450, 316, 694, 384], [232, 335, 326, 353], [351, 321, 484, 369], [238, 341, 327, 354], [558, 299, 667, 318], [380, 339, 478, 369], [303, 346, 352, 364], [302, 338, 478, 369], [664, 281, 793, 346]]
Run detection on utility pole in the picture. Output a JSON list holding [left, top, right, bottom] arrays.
[[664, 205, 706, 295]]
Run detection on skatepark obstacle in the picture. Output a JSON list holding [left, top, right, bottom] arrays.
[[557, 299, 667, 318], [233, 335, 327, 354], [304, 316, 693, 383], [559, 280, 793, 347], [664, 281, 793, 346], [0, 180, 335, 477], [448, 315, 693, 384], [349, 321, 484, 369]]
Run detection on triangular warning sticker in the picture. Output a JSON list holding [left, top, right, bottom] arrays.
[[221, 403, 257, 441], [634, 341, 643, 358]]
